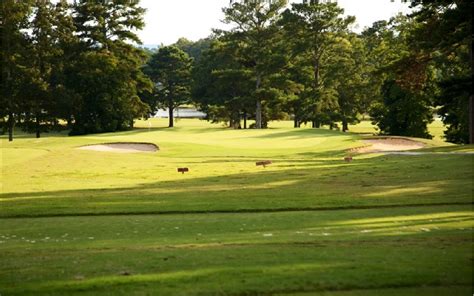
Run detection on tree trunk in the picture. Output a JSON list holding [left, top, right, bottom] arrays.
[[8, 113, 14, 142], [342, 119, 349, 132], [255, 74, 262, 129], [36, 115, 41, 138], [243, 111, 247, 129], [470, 40, 474, 144], [168, 103, 174, 128], [256, 101, 262, 129], [312, 59, 320, 129], [5, 23, 13, 142], [470, 95, 473, 144], [314, 60, 320, 89], [294, 117, 301, 128]]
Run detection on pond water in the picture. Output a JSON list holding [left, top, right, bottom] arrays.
[[154, 108, 206, 118]]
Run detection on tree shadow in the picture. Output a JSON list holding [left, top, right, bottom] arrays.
[[249, 128, 353, 139], [0, 129, 70, 139], [1, 152, 472, 218]]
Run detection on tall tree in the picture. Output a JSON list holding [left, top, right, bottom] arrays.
[[361, 20, 399, 118], [280, 1, 355, 128], [68, 0, 152, 135], [365, 16, 437, 139], [49, 0, 81, 129], [409, 0, 473, 143], [223, 0, 288, 129], [0, 0, 32, 141], [192, 39, 255, 128], [145, 46, 193, 128], [22, 0, 62, 138], [326, 34, 370, 132]]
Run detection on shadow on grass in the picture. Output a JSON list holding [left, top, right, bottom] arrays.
[[87, 126, 351, 140], [1, 152, 472, 218], [249, 128, 353, 139], [1, 206, 472, 295], [0, 129, 70, 139], [6, 241, 472, 296], [420, 145, 474, 153]]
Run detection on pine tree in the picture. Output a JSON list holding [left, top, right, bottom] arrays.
[[0, 0, 32, 141], [68, 0, 152, 135], [409, 0, 473, 143], [192, 40, 255, 128], [23, 0, 62, 138], [280, 1, 354, 128], [223, 0, 288, 129], [145, 46, 193, 128]]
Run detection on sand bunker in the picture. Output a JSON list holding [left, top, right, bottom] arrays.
[[78, 143, 158, 153], [352, 138, 425, 154]]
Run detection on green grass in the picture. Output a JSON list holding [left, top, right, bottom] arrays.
[[270, 118, 447, 143], [1, 119, 473, 295]]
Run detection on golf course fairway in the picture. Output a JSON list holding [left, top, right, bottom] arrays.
[[1, 119, 472, 295]]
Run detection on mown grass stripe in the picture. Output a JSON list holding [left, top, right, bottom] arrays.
[[1, 201, 472, 219]]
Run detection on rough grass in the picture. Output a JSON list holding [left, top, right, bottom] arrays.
[[0, 119, 473, 295]]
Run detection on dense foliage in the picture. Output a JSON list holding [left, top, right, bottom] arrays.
[[144, 46, 193, 128], [1, 0, 153, 140], [187, 0, 472, 143], [409, 0, 473, 143], [1, 0, 472, 143]]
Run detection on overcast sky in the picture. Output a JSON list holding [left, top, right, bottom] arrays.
[[138, 0, 413, 46]]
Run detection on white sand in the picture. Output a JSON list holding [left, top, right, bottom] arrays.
[[355, 138, 425, 153], [78, 143, 158, 153]]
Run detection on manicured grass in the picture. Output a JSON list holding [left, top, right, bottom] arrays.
[[1, 205, 472, 295], [270, 119, 447, 142], [0, 119, 472, 295]]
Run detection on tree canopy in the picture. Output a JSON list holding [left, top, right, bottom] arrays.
[[1, 0, 472, 143], [144, 46, 193, 128], [1, 0, 153, 140]]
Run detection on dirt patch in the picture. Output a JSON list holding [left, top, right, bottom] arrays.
[[78, 143, 158, 153], [352, 138, 425, 154]]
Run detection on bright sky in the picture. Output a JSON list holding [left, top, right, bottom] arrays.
[[139, 0, 413, 46]]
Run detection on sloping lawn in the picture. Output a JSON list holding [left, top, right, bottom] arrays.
[[1, 119, 472, 295]]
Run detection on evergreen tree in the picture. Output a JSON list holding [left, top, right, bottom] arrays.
[[365, 16, 436, 139], [280, 1, 355, 128], [49, 0, 81, 129], [22, 0, 62, 138], [192, 40, 255, 128], [327, 34, 370, 132], [409, 0, 473, 143], [0, 0, 32, 141], [145, 46, 193, 128], [370, 80, 433, 139], [68, 0, 152, 135], [223, 0, 288, 129]]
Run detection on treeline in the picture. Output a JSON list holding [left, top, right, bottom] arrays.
[[1, 0, 154, 141], [159, 0, 471, 143], [1, 0, 472, 144]]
